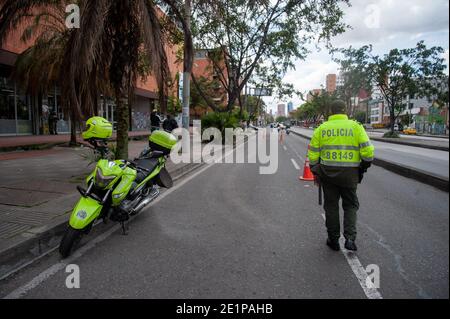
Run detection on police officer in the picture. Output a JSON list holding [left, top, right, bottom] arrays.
[[308, 100, 375, 251], [150, 108, 161, 132]]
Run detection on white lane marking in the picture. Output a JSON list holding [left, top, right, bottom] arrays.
[[285, 141, 305, 162], [320, 214, 383, 299], [3, 145, 239, 299], [291, 158, 300, 170], [283, 145, 287, 151], [4, 224, 118, 299]]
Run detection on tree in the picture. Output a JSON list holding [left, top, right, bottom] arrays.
[[333, 49, 372, 117], [293, 101, 318, 123], [243, 95, 266, 123], [339, 42, 447, 135], [1, 1, 77, 144], [158, 0, 194, 130], [293, 90, 341, 124], [9, 5, 79, 145], [189, 74, 221, 118], [275, 115, 287, 123], [1, 0, 172, 158], [190, 0, 349, 113], [354, 111, 366, 124]]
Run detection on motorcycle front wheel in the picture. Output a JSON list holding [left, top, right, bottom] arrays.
[[59, 226, 83, 258]]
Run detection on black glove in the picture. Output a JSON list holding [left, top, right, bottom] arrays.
[[360, 160, 372, 170]]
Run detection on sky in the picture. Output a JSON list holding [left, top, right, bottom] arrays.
[[264, 0, 450, 115]]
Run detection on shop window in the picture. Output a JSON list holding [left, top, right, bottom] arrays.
[[0, 76, 15, 120]]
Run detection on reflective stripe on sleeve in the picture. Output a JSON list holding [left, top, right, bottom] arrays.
[[361, 156, 374, 162], [359, 141, 373, 148], [309, 146, 321, 152]]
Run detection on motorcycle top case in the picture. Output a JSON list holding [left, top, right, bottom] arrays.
[[148, 130, 177, 155]]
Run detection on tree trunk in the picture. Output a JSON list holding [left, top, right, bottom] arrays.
[[115, 93, 129, 160], [366, 102, 369, 124], [69, 108, 77, 146], [390, 105, 395, 134]]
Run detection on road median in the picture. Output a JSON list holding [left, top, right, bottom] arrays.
[[369, 136, 449, 152], [289, 129, 449, 192]]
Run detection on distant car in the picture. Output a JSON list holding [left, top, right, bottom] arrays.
[[363, 124, 373, 130], [403, 127, 417, 135], [394, 124, 399, 131]]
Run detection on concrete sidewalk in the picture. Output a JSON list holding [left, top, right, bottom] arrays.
[[0, 140, 202, 278], [0, 131, 152, 152]]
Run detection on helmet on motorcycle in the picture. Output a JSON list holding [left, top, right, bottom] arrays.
[[82, 116, 113, 140]]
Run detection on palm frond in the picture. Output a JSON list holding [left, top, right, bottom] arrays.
[[60, 0, 112, 120], [0, 0, 64, 45], [139, 0, 170, 112]]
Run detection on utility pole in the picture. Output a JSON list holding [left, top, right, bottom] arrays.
[[182, 0, 191, 130]]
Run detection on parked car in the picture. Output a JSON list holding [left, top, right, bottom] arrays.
[[403, 127, 417, 135]]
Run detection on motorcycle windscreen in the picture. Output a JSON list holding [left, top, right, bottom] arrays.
[[156, 167, 173, 188], [69, 196, 103, 229]]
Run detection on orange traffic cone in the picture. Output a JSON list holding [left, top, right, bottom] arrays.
[[299, 157, 315, 181], [299, 145, 315, 181]]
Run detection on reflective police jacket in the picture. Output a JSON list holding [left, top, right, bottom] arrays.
[[308, 114, 375, 187]]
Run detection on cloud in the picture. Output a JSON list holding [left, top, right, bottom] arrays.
[[267, 0, 449, 112], [264, 51, 340, 112], [334, 0, 449, 47]]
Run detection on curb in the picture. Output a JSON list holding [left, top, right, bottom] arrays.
[[0, 162, 205, 281], [369, 137, 449, 152], [372, 158, 449, 192], [289, 130, 312, 141], [0, 142, 67, 153], [289, 130, 449, 193]]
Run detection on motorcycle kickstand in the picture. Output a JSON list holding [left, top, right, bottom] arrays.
[[120, 221, 129, 235]]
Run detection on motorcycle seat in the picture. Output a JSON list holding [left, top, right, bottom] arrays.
[[134, 158, 160, 184], [134, 158, 159, 173]]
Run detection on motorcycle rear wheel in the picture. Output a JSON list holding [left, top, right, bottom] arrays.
[[59, 226, 83, 258]]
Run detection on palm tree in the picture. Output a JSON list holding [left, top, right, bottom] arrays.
[[1, 0, 171, 158], [9, 4, 81, 145]]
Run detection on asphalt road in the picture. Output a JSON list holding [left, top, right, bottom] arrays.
[[291, 127, 449, 179], [0, 132, 448, 299]]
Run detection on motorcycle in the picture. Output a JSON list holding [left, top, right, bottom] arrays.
[[59, 122, 177, 258]]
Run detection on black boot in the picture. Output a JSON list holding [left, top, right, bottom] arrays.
[[326, 238, 340, 251], [345, 239, 357, 251]]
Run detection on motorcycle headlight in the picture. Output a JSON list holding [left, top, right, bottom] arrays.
[[95, 168, 116, 187]]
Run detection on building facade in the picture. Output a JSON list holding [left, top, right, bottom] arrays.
[[326, 74, 337, 93], [0, 7, 182, 136], [287, 101, 294, 113], [191, 48, 229, 118], [277, 104, 286, 117]]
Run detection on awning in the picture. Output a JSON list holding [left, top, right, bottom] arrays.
[[134, 87, 158, 99], [0, 49, 17, 66]]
